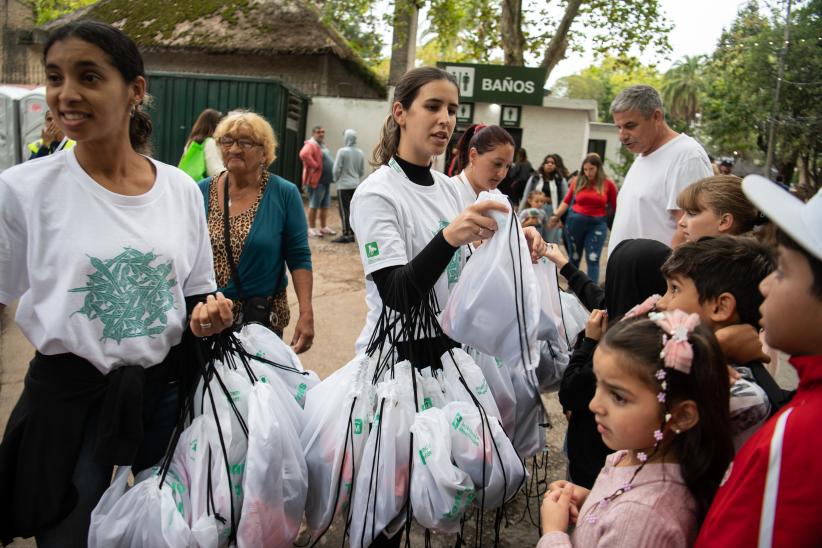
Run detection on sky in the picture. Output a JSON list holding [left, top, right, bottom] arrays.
[[547, 0, 749, 84]]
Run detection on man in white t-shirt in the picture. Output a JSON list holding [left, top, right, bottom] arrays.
[[608, 85, 712, 254]]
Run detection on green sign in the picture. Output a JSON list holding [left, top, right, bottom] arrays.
[[438, 62, 546, 106]]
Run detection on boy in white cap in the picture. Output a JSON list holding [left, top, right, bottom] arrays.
[[697, 176, 822, 547]]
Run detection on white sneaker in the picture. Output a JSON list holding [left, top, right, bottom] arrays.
[[320, 227, 337, 236], [309, 228, 323, 238]]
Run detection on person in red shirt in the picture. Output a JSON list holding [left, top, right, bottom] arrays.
[[549, 153, 617, 284], [696, 175, 822, 548]]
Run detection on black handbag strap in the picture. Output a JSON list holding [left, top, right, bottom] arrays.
[[222, 173, 247, 301]]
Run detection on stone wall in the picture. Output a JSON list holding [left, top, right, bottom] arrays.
[[0, 0, 44, 84]]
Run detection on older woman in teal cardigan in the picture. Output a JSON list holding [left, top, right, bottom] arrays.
[[198, 110, 314, 352]]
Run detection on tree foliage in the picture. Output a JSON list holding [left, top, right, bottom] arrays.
[[24, 0, 96, 24], [553, 55, 663, 122], [315, 0, 384, 64], [661, 55, 705, 129], [383, 0, 672, 85], [701, 0, 822, 188]]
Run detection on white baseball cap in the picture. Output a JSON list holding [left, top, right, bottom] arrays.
[[742, 174, 822, 261]]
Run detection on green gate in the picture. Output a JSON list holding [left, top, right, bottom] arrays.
[[146, 71, 309, 184]]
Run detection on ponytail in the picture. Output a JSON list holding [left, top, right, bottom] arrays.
[[130, 102, 153, 155], [371, 114, 401, 168]]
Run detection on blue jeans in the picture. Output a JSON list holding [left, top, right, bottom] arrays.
[[35, 380, 180, 548], [565, 211, 608, 284]]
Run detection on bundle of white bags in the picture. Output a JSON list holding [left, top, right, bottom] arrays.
[[441, 192, 540, 371], [89, 325, 316, 548], [301, 349, 525, 545]]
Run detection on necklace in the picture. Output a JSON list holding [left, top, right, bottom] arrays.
[[225, 172, 266, 209]]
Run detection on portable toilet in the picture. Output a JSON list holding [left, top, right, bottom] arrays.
[[19, 87, 47, 162], [0, 85, 28, 170]]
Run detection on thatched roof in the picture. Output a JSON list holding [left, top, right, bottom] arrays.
[[42, 0, 385, 93]]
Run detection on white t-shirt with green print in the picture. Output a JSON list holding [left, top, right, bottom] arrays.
[[0, 148, 217, 374], [350, 164, 466, 353]]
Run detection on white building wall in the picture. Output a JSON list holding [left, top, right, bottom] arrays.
[[304, 96, 389, 176], [588, 122, 623, 182], [304, 95, 600, 182]]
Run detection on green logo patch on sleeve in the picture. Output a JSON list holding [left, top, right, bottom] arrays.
[[365, 241, 380, 259]]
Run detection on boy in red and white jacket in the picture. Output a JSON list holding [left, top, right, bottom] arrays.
[[696, 176, 822, 547]]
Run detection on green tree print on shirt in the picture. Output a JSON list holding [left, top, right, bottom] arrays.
[[69, 247, 177, 343]]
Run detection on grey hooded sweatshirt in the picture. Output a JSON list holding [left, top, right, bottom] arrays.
[[333, 129, 365, 190]]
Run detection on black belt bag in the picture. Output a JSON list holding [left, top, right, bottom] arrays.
[[222, 174, 272, 326]]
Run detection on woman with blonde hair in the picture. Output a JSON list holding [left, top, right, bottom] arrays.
[[549, 153, 618, 283], [198, 110, 314, 351]]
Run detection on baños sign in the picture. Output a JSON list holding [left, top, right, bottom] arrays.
[[438, 62, 547, 106]]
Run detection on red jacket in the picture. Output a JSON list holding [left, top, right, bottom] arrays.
[[299, 139, 323, 188], [696, 355, 822, 548]]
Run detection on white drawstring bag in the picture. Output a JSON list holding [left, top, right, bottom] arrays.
[[440, 192, 540, 370], [88, 466, 194, 548], [238, 323, 320, 409], [193, 365, 251, 526], [509, 363, 545, 460], [237, 382, 307, 548], [418, 369, 448, 410], [441, 348, 501, 421], [467, 348, 517, 438], [132, 464, 192, 525], [348, 372, 416, 548], [559, 290, 590, 348], [533, 258, 567, 348], [302, 356, 373, 535], [534, 339, 570, 393], [246, 358, 305, 435], [180, 414, 235, 547], [237, 323, 302, 371], [409, 408, 475, 533], [441, 401, 523, 509]]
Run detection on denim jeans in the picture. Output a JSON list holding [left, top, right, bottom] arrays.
[[565, 211, 608, 284], [35, 379, 180, 548]]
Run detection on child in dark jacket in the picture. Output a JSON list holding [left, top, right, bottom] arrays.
[[545, 238, 671, 488]]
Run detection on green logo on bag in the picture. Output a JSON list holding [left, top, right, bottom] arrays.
[[452, 412, 480, 446], [365, 242, 380, 262], [260, 375, 268, 383], [190, 440, 198, 454], [443, 488, 475, 520], [419, 445, 432, 465], [230, 463, 244, 475], [295, 383, 308, 403], [229, 390, 240, 403], [422, 397, 433, 410], [495, 358, 504, 369], [354, 418, 363, 435], [475, 379, 489, 395]]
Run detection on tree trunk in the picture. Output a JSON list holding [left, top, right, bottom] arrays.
[[388, 0, 420, 86], [500, 0, 525, 65], [539, 0, 584, 84]]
